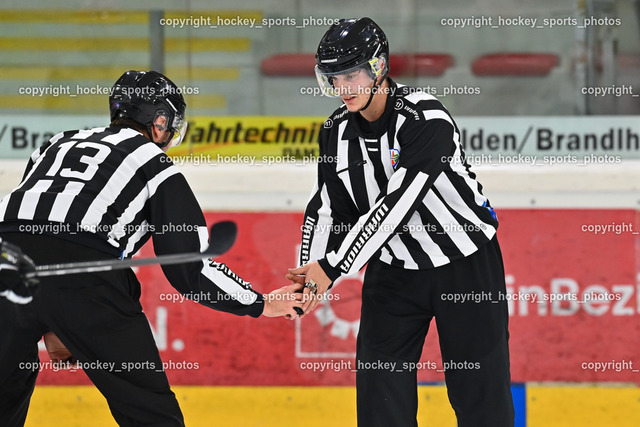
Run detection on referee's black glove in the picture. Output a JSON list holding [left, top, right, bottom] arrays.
[[0, 238, 39, 304]]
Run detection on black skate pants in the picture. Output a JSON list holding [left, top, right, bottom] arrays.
[[356, 236, 515, 427], [0, 233, 184, 427]]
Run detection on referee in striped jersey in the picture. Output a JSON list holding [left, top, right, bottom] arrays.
[[0, 70, 302, 427], [287, 18, 514, 426]]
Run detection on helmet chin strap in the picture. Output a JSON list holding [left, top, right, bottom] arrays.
[[357, 74, 387, 113]]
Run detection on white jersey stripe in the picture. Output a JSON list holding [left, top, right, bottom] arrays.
[[411, 214, 450, 267], [109, 166, 179, 242], [200, 266, 258, 306], [102, 128, 142, 145], [308, 183, 335, 263], [423, 110, 453, 125], [379, 133, 394, 179], [433, 174, 495, 240], [120, 220, 149, 256], [359, 137, 381, 208], [387, 234, 419, 269], [17, 179, 53, 220], [423, 189, 477, 257], [81, 143, 162, 227], [70, 128, 105, 140], [336, 121, 356, 205], [48, 181, 85, 223]]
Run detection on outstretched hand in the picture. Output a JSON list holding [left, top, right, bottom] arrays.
[[0, 238, 38, 305], [262, 282, 305, 320], [285, 261, 332, 318]]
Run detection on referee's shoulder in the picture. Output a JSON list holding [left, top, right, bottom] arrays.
[[318, 104, 349, 149], [102, 126, 168, 160], [393, 84, 456, 132], [322, 104, 350, 129], [394, 84, 448, 114], [49, 129, 81, 143], [105, 125, 153, 146]]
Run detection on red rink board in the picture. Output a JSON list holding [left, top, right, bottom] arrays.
[[36, 210, 640, 386]]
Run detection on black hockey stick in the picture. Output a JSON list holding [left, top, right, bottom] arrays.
[[25, 220, 237, 278]]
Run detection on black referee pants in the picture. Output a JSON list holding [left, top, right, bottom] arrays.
[[356, 237, 514, 427], [0, 233, 184, 427]]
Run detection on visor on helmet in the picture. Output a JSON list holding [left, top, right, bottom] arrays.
[[314, 55, 386, 98], [168, 117, 188, 147], [154, 109, 187, 148]]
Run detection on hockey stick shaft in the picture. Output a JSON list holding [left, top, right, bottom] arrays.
[[29, 249, 215, 277], [26, 221, 237, 278]]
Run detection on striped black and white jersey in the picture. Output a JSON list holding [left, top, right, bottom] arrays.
[[0, 125, 263, 317], [300, 78, 499, 281]]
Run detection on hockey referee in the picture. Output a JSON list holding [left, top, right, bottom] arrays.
[[287, 18, 515, 426], [0, 70, 303, 427]]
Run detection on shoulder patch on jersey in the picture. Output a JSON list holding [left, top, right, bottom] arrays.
[[390, 148, 400, 169]]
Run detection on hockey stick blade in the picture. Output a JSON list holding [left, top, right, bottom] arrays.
[[27, 220, 238, 278]]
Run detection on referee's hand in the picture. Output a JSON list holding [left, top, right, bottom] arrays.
[[286, 261, 331, 317], [43, 332, 78, 368], [262, 283, 305, 319], [0, 238, 38, 305]]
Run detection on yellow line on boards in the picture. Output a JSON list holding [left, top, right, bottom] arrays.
[[0, 10, 262, 25], [0, 37, 250, 52], [0, 94, 226, 112], [0, 66, 240, 81]]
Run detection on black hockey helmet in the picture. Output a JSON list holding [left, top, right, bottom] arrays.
[[315, 17, 389, 98], [109, 70, 187, 147]]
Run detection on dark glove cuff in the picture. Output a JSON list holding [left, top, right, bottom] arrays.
[[318, 258, 342, 283]]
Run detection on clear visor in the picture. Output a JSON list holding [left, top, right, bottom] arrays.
[[314, 56, 386, 98], [155, 110, 187, 148], [168, 114, 187, 147]]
